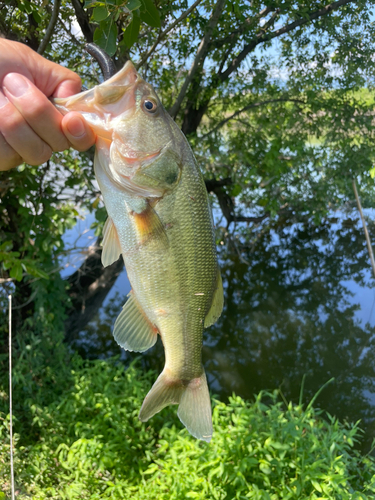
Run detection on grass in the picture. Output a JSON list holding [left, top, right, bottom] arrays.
[[1, 352, 375, 500]]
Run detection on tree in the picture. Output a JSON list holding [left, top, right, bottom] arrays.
[[1, 0, 375, 338]]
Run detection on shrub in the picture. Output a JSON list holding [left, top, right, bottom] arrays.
[[1, 354, 375, 499]]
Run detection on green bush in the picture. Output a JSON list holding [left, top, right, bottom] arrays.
[[1, 351, 375, 500]]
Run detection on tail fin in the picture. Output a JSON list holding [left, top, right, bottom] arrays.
[[139, 369, 213, 442], [177, 371, 213, 442]]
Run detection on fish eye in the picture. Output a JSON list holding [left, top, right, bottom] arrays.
[[143, 99, 157, 113]]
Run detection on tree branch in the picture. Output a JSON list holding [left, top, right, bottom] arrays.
[[259, 8, 280, 35], [234, 213, 269, 224], [204, 177, 269, 226], [58, 17, 82, 47], [169, 0, 227, 119], [219, 0, 357, 82], [137, 0, 203, 70], [202, 97, 305, 138], [205, 177, 233, 191], [71, 0, 94, 43], [37, 0, 61, 55], [64, 241, 124, 340], [210, 6, 272, 50]]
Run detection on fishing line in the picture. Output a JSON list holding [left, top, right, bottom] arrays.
[[352, 179, 375, 279], [8, 294, 15, 500], [368, 290, 375, 325]]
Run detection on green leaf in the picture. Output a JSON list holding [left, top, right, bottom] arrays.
[[127, 0, 142, 11], [31, 267, 50, 280], [259, 462, 271, 474], [20, 0, 33, 15], [230, 184, 242, 197], [139, 0, 160, 28], [84, 0, 98, 7], [32, 9, 41, 23], [93, 6, 109, 21], [93, 18, 118, 56], [10, 262, 23, 282], [311, 480, 322, 492], [92, 197, 100, 209], [123, 15, 141, 48], [0, 240, 13, 252], [2, 259, 12, 271]]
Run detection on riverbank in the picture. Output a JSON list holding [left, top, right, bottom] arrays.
[[1, 330, 374, 499]]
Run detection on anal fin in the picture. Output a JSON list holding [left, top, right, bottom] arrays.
[[113, 291, 158, 352], [101, 217, 122, 267], [204, 268, 224, 328]]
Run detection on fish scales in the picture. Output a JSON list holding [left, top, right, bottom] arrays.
[[54, 61, 223, 441]]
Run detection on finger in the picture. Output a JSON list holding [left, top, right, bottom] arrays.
[[3, 73, 70, 152], [0, 130, 22, 171], [52, 73, 82, 98], [0, 91, 52, 166], [62, 113, 96, 152]]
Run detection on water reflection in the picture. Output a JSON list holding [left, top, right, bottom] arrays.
[[73, 215, 375, 451]]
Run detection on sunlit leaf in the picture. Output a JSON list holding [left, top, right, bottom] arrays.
[[93, 18, 117, 56], [122, 15, 141, 48], [93, 6, 109, 21], [126, 0, 142, 11], [139, 0, 160, 28]]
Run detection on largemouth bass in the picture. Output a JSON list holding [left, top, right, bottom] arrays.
[[55, 62, 223, 442]]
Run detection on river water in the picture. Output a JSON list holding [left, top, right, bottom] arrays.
[[65, 212, 375, 452]]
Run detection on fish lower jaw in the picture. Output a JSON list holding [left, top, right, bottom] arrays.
[[114, 146, 161, 166]]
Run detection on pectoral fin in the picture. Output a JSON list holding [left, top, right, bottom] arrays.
[[132, 204, 168, 249], [113, 291, 158, 352], [204, 268, 224, 328], [101, 217, 122, 267]]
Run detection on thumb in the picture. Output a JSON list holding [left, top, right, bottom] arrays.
[[53, 73, 82, 98]]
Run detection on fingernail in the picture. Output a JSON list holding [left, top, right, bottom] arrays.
[[66, 116, 85, 138], [0, 91, 9, 108], [3, 73, 31, 98]]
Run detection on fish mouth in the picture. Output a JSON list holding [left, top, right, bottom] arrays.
[[115, 149, 161, 189], [118, 149, 161, 166], [113, 134, 161, 167], [107, 141, 174, 197], [111, 129, 167, 169], [53, 61, 141, 133]]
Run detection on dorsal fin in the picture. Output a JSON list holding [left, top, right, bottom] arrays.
[[113, 291, 158, 352], [204, 268, 224, 328], [101, 217, 122, 267]]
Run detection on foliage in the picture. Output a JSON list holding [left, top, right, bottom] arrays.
[[1, 337, 375, 499], [70, 215, 375, 451], [86, 0, 161, 56], [0, 152, 94, 333], [0, 6, 375, 498], [2, 1, 375, 323]]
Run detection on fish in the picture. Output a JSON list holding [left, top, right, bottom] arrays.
[[54, 62, 223, 442]]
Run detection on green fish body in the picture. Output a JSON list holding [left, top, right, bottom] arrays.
[[55, 62, 223, 441]]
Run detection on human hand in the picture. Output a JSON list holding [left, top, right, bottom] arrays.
[[0, 39, 96, 171]]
